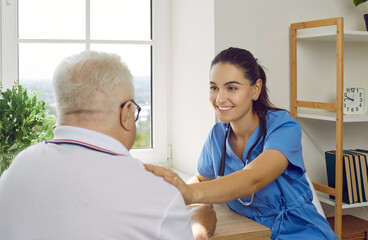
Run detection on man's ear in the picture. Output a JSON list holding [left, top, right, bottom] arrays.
[[120, 102, 134, 131], [252, 79, 262, 101]]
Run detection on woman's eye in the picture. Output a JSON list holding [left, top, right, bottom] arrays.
[[228, 86, 237, 91]]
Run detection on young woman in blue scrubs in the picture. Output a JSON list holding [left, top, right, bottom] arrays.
[[145, 47, 337, 240]]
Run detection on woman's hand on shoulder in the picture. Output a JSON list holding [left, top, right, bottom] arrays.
[[144, 164, 194, 205]]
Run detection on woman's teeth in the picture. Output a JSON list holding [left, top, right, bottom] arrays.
[[218, 106, 233, 110]]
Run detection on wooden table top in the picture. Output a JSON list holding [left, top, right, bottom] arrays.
[[210, 204, 270, 240]]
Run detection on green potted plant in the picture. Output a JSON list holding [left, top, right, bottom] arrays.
[[0, 84, 55, 176], [353, 0, 368, 31]]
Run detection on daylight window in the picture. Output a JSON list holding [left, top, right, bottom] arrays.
[[18, 0, 152, 148]]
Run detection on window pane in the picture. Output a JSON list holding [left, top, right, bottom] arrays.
[[19, 43, 85, 116], [90, 0, 151, 40], [91, 44, 151, 148], [18, 0, 85, 39]]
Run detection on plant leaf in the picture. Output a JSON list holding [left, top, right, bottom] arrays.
[[0, 83, 55, 175], [353, 0, 368, 6]]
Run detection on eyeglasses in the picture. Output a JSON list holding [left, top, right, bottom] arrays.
[[120, 99, 141, 122]]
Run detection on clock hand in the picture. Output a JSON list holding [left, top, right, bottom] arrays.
[[345, 96, 354, 101]]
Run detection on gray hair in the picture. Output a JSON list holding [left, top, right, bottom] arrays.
[[53, 50, 134, 124]]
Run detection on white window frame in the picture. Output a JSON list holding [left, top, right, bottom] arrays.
[[0, 0, 170, 164]]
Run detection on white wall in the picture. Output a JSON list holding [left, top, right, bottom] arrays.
[[170, 0, 216, 175]]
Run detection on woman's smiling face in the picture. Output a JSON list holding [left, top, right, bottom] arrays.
[[209, 62, 259, 124]]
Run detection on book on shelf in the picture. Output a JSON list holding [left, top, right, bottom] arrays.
[[345, 150, 365, 202], [346, 152, 359, 203], [325, 149, 368, 204], [325, 151, 353, 204], [347, 150, 368, 202]]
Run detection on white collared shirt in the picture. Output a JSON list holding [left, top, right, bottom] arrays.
[[0, 126, 193, 240]]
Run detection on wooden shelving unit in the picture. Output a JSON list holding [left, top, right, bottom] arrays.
[[290, 17, 368, 239]]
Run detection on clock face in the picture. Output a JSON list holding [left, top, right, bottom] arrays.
[[343, 87, 365, 114]]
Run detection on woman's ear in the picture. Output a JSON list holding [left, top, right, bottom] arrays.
[[120, 102, 135, 131], [253, 79, 262, 101]]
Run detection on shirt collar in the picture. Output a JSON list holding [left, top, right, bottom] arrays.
[[52, 126, 131, 157]]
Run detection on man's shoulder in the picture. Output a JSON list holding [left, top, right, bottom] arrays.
[[132, 161, 181, 196], [10, 142, 45, 164]]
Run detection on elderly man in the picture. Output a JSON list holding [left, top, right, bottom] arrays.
[[0, 51, 216, 239]]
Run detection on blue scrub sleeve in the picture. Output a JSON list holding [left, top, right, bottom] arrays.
[[197, 131, 216, 179], [263, 118, 305, 179]]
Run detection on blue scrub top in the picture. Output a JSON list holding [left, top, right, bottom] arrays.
[[198, 110, 337, 240]]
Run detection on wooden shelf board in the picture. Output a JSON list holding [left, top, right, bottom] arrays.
[[297, 110, 368, 122], [318, 194, 368, 209], [297, 30, 368, 42]]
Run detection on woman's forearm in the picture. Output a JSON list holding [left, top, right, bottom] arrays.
[[189, 169, 256, 204], [188, 150, 289, 204]]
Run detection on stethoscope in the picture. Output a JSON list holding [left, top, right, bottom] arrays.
[[218, 123, 254, 206]]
